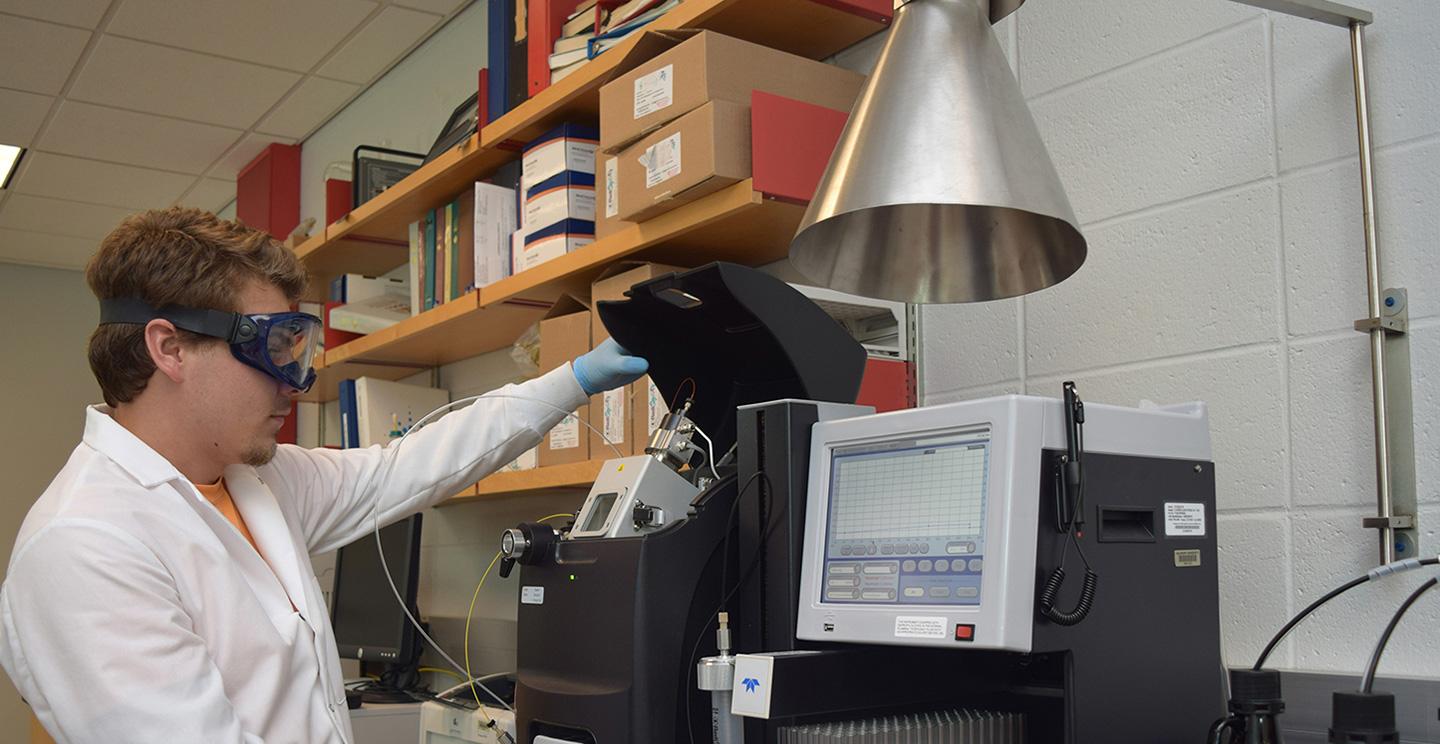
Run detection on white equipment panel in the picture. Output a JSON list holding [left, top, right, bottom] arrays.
[[796, 394, 1210, 652]]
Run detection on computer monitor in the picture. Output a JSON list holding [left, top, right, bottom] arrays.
[[331, 514, 423, 670]]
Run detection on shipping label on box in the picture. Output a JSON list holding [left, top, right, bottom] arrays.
[[549, 416, 581, 450], [602, 387, 626, 449], [641, 133, 682, 188], [522, 123, 599, 191], [633, 63, 674, 119], [523, 172, 596, 231]]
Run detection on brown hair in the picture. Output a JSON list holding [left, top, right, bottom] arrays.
[[85, 207, 309, 407]]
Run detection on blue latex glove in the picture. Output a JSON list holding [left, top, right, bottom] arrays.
[[573, 338, 649, 395]]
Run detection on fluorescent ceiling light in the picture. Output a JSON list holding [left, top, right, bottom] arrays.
[[0, 145, 25, 190]]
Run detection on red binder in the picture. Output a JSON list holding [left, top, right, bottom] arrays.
[[528, 0, 587, 96]]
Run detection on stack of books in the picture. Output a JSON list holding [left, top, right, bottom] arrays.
[[549, 0, 603, 83], [589, 0, 681, 57]]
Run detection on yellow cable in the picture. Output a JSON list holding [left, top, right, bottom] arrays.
[[419, 666, 465, 683], [463, 513, 574, 736]]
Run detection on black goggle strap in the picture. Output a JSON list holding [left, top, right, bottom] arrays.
[[98, 297, 260, 345]]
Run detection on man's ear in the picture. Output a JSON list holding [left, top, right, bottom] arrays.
[[144, 319, 187, 384]]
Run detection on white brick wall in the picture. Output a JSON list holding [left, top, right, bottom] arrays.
[[882, 0, 1440, 675]]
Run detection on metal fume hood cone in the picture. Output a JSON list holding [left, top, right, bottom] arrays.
[[790, 0, 1086, 304]]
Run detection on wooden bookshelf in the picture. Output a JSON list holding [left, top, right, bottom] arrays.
[[290, 0, 885, 290], [301, 178, 804, 402], [445, 459, 608, 505]]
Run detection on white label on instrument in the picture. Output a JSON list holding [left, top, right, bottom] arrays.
[[604, 387, 626, 445], [633, 64, 673, 118], [642, 132, 681, 188], [550, 413, 579, 449], [1164, 502, 1206, 537], [604, 158, 619, 218], [647, 378, 666, 435], [521, 586, 544, 605], [894, 616, 947, 640]]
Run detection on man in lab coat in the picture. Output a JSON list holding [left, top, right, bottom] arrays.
[[0, 207, 646, 743]]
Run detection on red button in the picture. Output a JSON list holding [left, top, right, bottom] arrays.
[[954, 624, 975, 641]]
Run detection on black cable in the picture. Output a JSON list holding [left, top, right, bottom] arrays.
[[1360, 575, 1438, 693], [1253, 575, 1367, 669], [1039, 430, 1097, 626], [687, 471, 774, 744], [1252, 556, 1439, 670]]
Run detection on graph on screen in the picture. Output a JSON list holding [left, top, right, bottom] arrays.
[[829, 439, 989, 541]]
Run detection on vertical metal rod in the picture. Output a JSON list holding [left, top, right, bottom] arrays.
[[1349, 21, 1393, 564]]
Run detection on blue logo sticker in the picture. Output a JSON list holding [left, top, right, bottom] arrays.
[[741, 677, 760, 693]]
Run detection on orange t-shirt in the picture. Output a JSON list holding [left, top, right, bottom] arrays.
[[194, 479, 298, 612], [194, 478, 260, 551]]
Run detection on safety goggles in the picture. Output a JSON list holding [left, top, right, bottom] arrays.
[[99, 298, 322, 393]]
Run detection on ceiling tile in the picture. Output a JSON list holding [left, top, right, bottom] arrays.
[[68, 36, 301, 128], [391, 0, 470, 15], [39, 101, 243, 175], [317, 5, 441, 84], [12, 152, 194, 210], [0, 193, 134, 239], [0, 227, 99, 270], [0, 89, 53, 147], [212, 133, 298, 181], [106, 0, 377, 72], [257, 77, 361, 139], [177, 179, 236, 213], [0, 16, 91, 94], [0, 0, 110, 28]]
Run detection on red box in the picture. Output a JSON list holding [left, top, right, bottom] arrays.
[[856, 358, 915, 413], [236, 143, 301, 239], [751, 91, 851, 205], [325, 178, 351, 226]]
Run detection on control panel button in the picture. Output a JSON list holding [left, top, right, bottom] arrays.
[[945, 542, 975, 555], [903, 587, 925, 598], [920, 544, 930, 554], [827, 589, 857, 600], [840, 546, 852, 556], [862, 589, 897, 601], [862, 562, 899, 575], [829, 564, 858, 575], [928, 587, 951, 598], [968, 558, 984, 573], [935, 559, 950, 572], [954, 624, 975, 642], [901, 560, 917, 572], [881, 545, 894, 555], [867, 544, 878, 555], [955, 587, 979, 598], [827, 577, 859, 588], [918, 560, 933, 572]]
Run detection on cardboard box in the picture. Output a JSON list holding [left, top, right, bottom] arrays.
[[539, 294, 593, 467], [589, 261, 683, 457], [512, 219, 595, 275], [599, 30, 865, 153], [596, 153, 634, 240], [523, 171, 596, 231], [613, 100, 750, 223], [522, 123, 599, 191]]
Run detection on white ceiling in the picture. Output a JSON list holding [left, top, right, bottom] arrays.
[[0, 0, 473, 270]]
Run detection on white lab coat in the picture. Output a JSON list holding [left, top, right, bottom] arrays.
[[0, 365, 588, 744]]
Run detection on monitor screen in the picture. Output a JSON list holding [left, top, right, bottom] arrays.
[[331, 515, 422, 662], [821, 427, 991, 607]]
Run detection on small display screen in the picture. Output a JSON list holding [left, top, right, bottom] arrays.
[[582, 492, 619, 532], [821, 428, 991, 606]]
